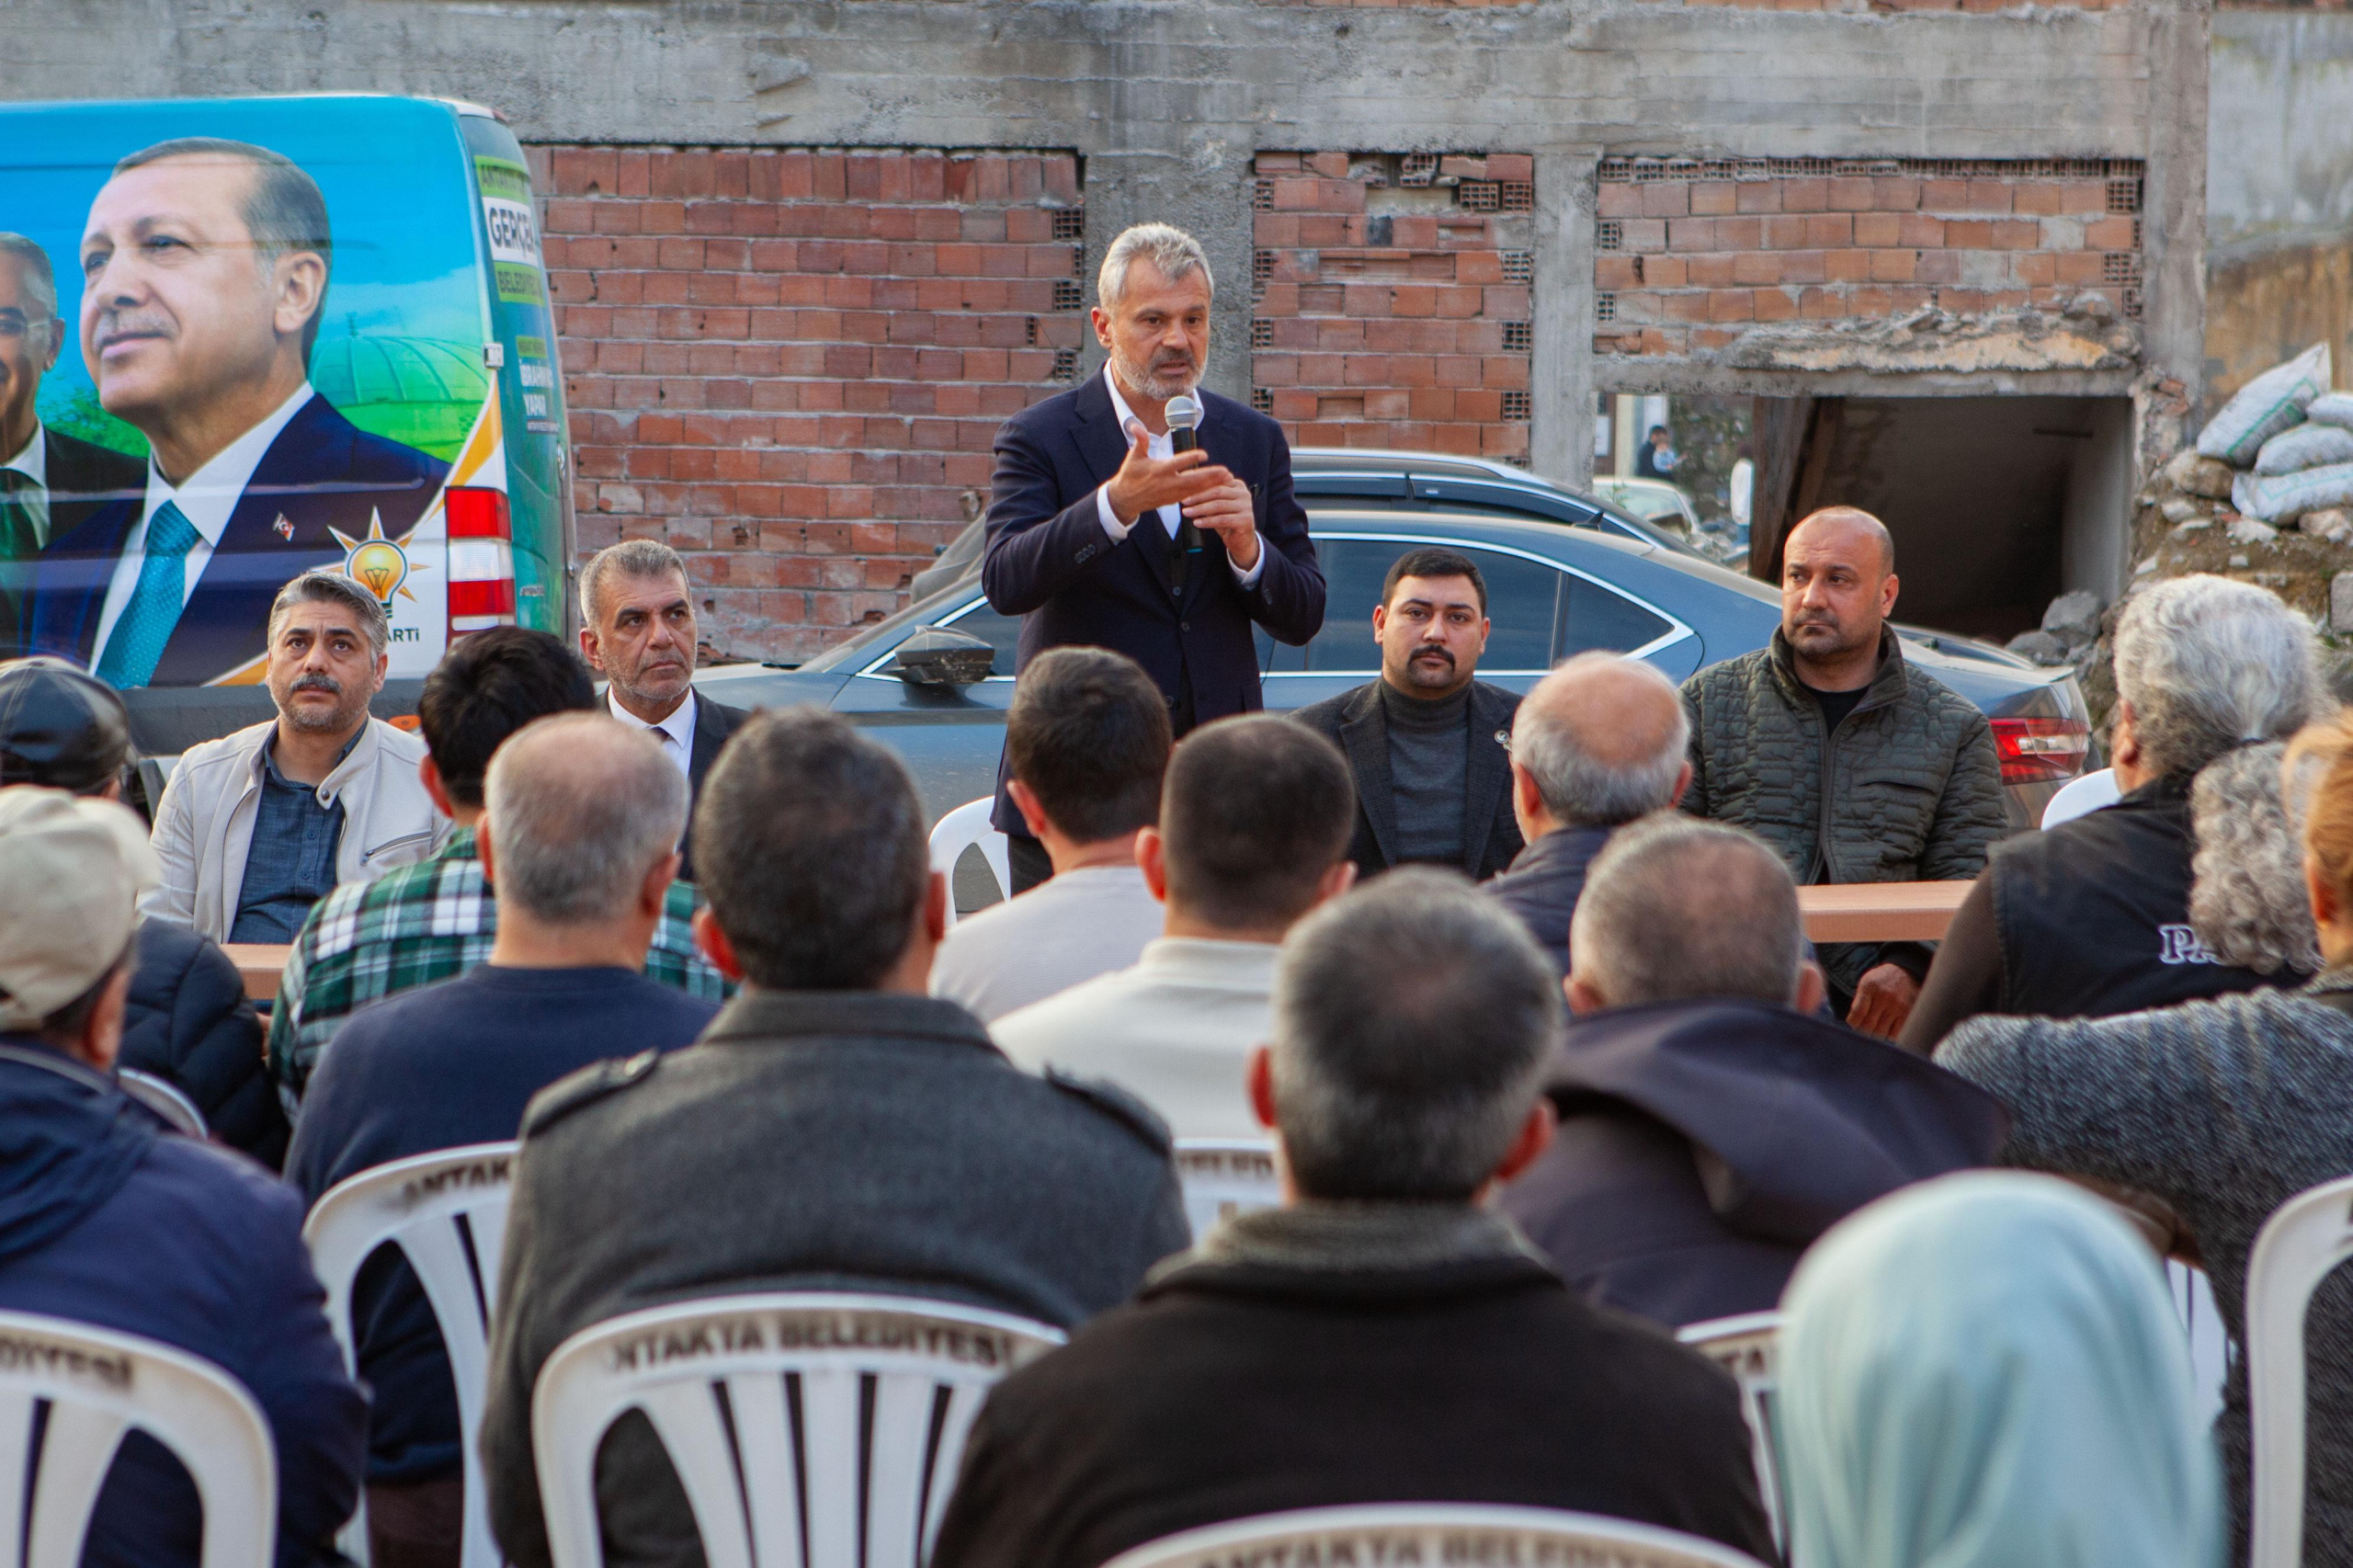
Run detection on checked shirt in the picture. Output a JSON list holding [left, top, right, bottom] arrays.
[[266, 825, 729, 1097]]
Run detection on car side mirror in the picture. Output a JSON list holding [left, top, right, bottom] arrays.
[[888, 626, 996, 688]]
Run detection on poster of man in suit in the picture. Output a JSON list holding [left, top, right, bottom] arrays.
[[0, 233, 142, 648], [23, 137, 450, 687]]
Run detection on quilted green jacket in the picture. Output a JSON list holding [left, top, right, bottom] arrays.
[[1679, 627, 2009, 999]]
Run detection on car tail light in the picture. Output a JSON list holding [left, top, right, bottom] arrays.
[[1992, 715, 2089, 786], [445, 486, 517, 640]]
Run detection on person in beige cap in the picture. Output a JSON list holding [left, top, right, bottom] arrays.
[[0, 785, 366, 1567]]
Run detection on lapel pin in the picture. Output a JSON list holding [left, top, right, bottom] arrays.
[[273, 515, 295, 541]]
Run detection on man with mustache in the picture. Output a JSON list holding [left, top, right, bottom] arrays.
[[28, 138, 447, 688], [1679, 506, 2006, 1039], [0, 234, 143, 651], [1290, 547, 1524, 882], [983, 223, 1324, 892], [144, 571, 448, 943]]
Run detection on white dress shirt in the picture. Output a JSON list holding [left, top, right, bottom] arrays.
[[1, 420, 50, 550], [91, 382, 315, 664], [1093, 366, 1265, 588], [609, 686, 697, 782], [929, 863, 1165, 1023]]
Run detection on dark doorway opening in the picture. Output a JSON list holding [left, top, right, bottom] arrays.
[[1750, 395, 2135, 642]]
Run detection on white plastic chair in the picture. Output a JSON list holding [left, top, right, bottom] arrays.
[[1678, 1312, 1786, 1553], [2247, 1175, 2353, 1568], [2167, 1260, 2232, 1429], [0, 1309, 277, 1568], [117, 1069, 208, 1138], [2040, 766, 2120, 829], [927, 798, 1010, 928], [1102, 1504, 1772, 1568], [304, 1142, 517, 1568], [531, 1290, 1063, 1568], [1172, 1139, 1282, 1241]]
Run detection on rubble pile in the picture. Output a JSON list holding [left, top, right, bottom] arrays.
[[2019, 344, 2353, 730]]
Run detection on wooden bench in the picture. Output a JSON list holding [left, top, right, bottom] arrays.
[[220, 881, 1977, 1003]]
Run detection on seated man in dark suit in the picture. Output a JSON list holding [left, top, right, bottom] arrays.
[[30, 137, 447, 687], [931, 868, 1774, 1568], [1498, 814, 2005, 1330], [480, 709, 1189, 1568], [0, 233, 144, 650], [574, 539, 747, 882], [982, 222, 1324, 890], [1291, 547, 1521, 881]]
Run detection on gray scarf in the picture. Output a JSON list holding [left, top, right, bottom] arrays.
[[1151, 1199, 1545, 1285]]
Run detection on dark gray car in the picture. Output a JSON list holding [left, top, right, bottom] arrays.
[[699, 506, 2092, 830]]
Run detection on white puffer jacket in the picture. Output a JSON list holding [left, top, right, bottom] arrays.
[[142, 716, 449, 942]]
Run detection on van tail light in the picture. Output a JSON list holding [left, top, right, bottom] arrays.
[[1992, 715, 2090, 786], [444, 487, 517, 639]]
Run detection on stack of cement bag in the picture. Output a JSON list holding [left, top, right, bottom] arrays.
[[2202, 344, 2353, 537]]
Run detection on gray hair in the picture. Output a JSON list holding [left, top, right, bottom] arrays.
[[1271, 868, 1560, 1201], [0, 234, 58, 325], [268, 570, 389, 659], [579, 539, 689, 627], [113, 139, 333, 359], [1512, 653, 1690, 826], [1097, 223, 1213, 311], [1570, 815, 1803, 1007], [2188, 742, 2323, 974], [483, 712, 688, 926], [2115, 574, 2324, 780]]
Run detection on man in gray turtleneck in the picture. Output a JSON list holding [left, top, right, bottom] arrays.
[[1291, 546, 1524, 881]]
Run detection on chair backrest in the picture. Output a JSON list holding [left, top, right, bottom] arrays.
[[1677, 1312, 1787, 1554], [2247, 1175, 2353, 1568], [1101, 1504, 1773, 1568], [1171, 1139, 1281, 1241], [2040, 766, 2120, 830], [531, 1290, 1063, 1568], [303, 1142, 517, 1568], [117, 1069, 208, 1139], [0, 1309, 276, 1568], [928, 798, 1011, 929]]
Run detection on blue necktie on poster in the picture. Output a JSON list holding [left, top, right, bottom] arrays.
[[96, 501, 201, 689]]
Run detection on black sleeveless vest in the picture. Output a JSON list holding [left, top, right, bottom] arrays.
[[1990, 776, 2292, 1019]]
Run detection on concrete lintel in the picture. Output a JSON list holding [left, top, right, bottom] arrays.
[[1591, 363, 2145, 400]]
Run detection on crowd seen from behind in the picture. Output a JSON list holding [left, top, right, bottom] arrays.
[[1, 234, 2350, 1566]]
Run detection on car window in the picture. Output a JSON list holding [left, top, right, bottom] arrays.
[[940, 599, 1023, 677], [1261, 539, 1562, 675], [1557, 574, 1675, 658]]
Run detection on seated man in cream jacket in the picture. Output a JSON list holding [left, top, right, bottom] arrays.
[[992, 715, 1355, 1138], [144, 572, 448, 943]]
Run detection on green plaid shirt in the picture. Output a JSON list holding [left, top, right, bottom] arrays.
[[266, 824, 730, 1096]]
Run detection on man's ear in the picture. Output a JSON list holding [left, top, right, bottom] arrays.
[[922, 869, 949, 945], [1670, 759, 1693, 808], [1246, 1044, 1279, 1131], [1006, 779, 1052, 843], [273, 251, 327, 344], [1510, 758, 1544, 837], [369, 651, 391, 694], [1792, 959, 1828, 1017], [473, 818, 497, 886], [641, 849, 681, 916], [1314, 858, 1357, 906], [1137, 826, 1169, 903], [2112, 699, 2142, 775], [1371, 603, 1390, 643], [1491, 1097, 1557, 1187], [1564, 973, 1608, 1015], [693, 903, 745, 983], [1880, 570, 1901, 619], [418, 756, 458, 821]]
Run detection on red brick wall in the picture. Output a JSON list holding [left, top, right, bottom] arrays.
[[1251, 152, 1536, 464], [532, 146, 1085, 661], [1593, 157, 2144, 357]]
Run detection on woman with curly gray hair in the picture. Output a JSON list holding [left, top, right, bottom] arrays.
[[1936, 713, 2353, 1564], [1901, 574, 2325, 1051]]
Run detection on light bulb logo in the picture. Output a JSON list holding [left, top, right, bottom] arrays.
[[330, 508, 431, 609]]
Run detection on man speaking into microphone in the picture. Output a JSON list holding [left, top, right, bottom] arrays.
[[983, 222, 1325, 892]]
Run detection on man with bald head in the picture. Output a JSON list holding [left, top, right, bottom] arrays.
[[1484, 653, 1689, 974], [1679, 506, 2005, 1037], [288, 712, 716, 1566], [1496, 814, 2005, 1329]]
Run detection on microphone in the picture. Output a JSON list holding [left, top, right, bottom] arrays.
[[1165, 393, 1202, 454]]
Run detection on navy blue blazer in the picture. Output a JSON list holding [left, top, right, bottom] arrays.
[[980, 373, 1324, 833], [28, 393, 449, 686]]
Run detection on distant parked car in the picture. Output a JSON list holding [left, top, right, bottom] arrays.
[[1591, 476, 1703, 535], [708, 506, 2091, 832]]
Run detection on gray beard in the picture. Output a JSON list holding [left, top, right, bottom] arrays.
[[1111, 350, 1197, 404]]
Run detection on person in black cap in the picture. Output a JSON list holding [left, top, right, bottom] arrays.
[[0, 656, 286, 1162]]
